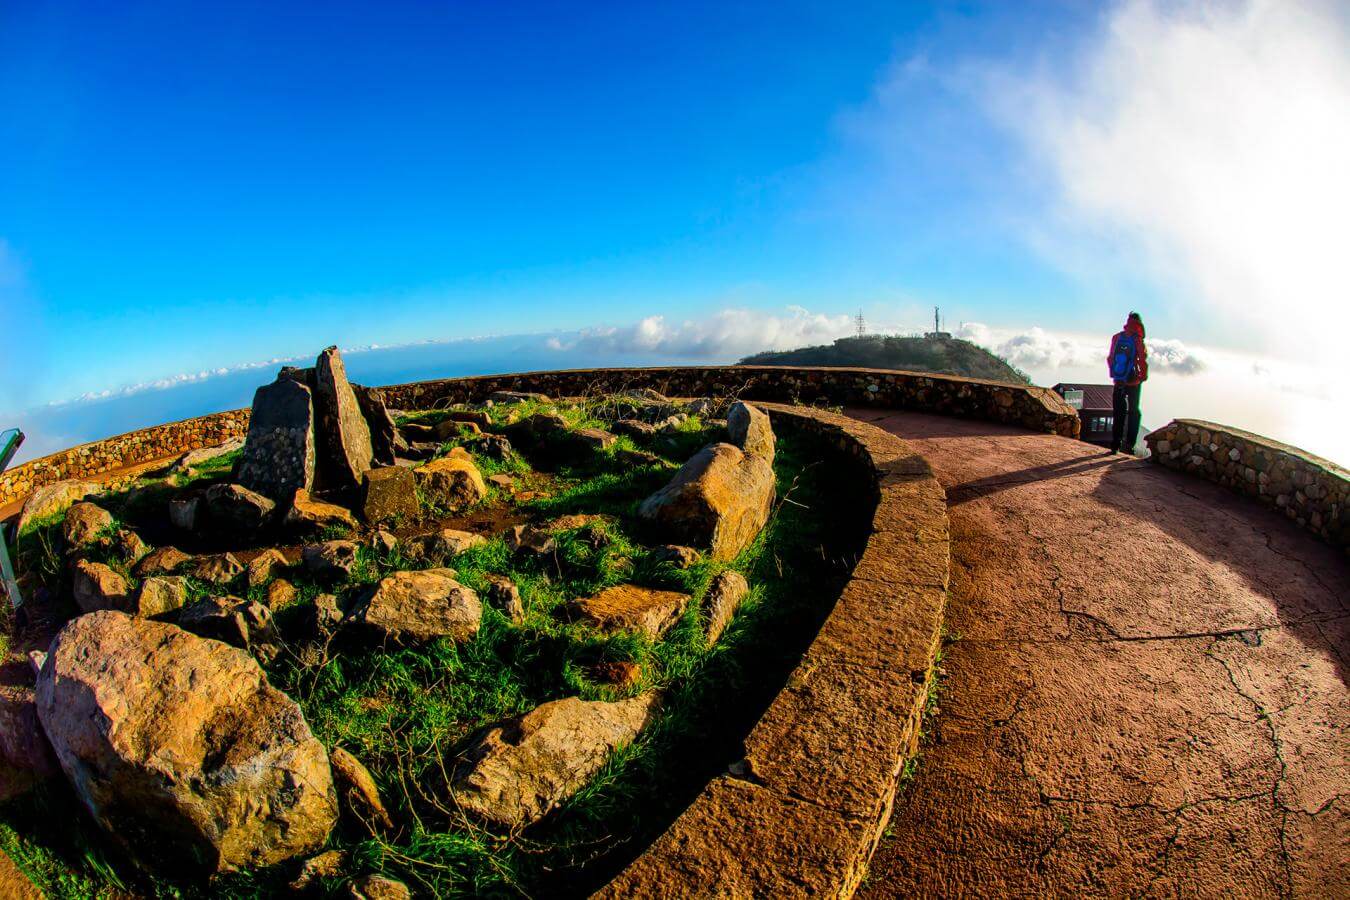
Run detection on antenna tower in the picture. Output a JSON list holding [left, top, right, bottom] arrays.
[[855, 309, 866, 338]]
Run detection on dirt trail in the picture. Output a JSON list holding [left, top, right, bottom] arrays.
[[851, 410, 1347, 899]]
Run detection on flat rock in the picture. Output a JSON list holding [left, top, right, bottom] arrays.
[[136, 576, 190, 617], [361, 466, 419, 524], [171, 437, 245, 474], [71, 560, 130, 614], [726, 401, 776, 463], [703, 570, 750, 645], [302, 541, 359, 581], [330, 747, 394, 831], [415, 453, 487, 511], [442, 409, 492, 429], [62, 502, 113, 550], [35, 611, 336, 873], [451, 694, 659, 829], [314, 346, 375, 490], [613, 419, 657, 439], [204, 483, 276, 533], [488, 391, 550, 404], [237, 376, 318, 501], [348, 875, 412, 900], [284, 489, 358, 533], [637, 443, 775, 562], [574, 427, 617, 450], [544, 513, 610, 533], [133, 545, 191, 577], [488, 473, 514, 490], [505, 524, 555, 556], [351, 569, 481, 644], [182, 552, 244, 584], [17, 480, 101, 534], [408, 529, 486, 563], [572, 584, 691, 638]]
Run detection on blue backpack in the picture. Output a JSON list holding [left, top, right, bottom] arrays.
[[1109, 333, 1137, 382]]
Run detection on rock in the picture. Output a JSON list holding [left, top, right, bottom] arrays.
[[0, 684, 60, 787], [587, 660, 642, 690], [237, 376, 319, 501], [35, 611, 336, 873], [488, 473, 514, 490], [443, 409, 492, 429], [726, 401, 776, 463], [398, 421, 438, 442], [502, 412, 568, 449], [483, 575, 525, 623], [171, 437, 246, 474], [686, 398, 714, 416], [470, 433, 514, 460], [113, 528, 150, 565], [27, 651, 46, 678], [168, 495, 199, 531], [179, 596, 278, 655], [312, 593, 344, 636], [351, 569, 481, 644], [330, 747, 394, 831], [434, 418, 481, 440], [183, 552, 245, 584], [571, 585, 691, 639], [136, 576, 190, 617], [290, 850, 347, 892], [347, 874, 412, 900], [285, 489, 358, 533], [703, 570, 749, 645], [370, 530, 398, 555], [613, 419, 657, 439], [544, 513, 609, 533], [637, 443, 775, 562], [408, 529, 486, 563], [504, 524, 555, 556], [488, 390, 550, 404], [451, 694, 659, 829], [246, 548, 289, 588], [204, 483, 277, 533], [655, 413, 689, 433], [17, 480, 102, 533], [314, 346, 375, 491], [653, 544, 700, 569], [415, 454, 487, 511], [62, 502, 113, 550], [133, 545, 191, 577], [617, 448, 666, 468], [72, 560, 130, 614], [303, 541, 360, 581], [361, 466, 419, 524], [574, 427, 617, 450], [267, 579, 298, 609], [353, 385, 407, 467]]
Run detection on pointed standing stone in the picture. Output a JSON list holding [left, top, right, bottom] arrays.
[[314, 347, 374, 491]]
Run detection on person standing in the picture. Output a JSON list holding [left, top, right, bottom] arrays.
[[1106, 312, 1148, 454]]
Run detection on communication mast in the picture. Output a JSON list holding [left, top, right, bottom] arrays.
[[855, 309, 867, 338]]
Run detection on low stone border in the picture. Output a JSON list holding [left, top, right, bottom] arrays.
[[1146, 419, 1349, 552], [0, 410, 250, 510], [596, 403, 950, 898]]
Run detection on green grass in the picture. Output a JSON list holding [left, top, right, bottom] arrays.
[[1, 403, 861, 898]]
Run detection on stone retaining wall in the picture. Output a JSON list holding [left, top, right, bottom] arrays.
[[0, 410, 250, 510], [597, 403, 950, 898], [1145, 419, 1348, 552], [374, 366, 1082, 439]]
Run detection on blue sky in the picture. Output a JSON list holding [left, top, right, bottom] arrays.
[[2, 1, 1347, 463]]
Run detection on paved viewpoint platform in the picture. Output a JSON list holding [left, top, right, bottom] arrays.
[[849, 411, 1347, 899]]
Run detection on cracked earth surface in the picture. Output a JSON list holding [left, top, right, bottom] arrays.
[[850, 410, 1347, 899]]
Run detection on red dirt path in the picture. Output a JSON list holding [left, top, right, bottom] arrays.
[[850, 410, 1347, 899]]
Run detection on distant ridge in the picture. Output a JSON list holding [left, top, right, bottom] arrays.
[[739, 334, 1031, 385]]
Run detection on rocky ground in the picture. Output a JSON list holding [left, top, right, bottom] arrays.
[[0, 351, 860, 897]]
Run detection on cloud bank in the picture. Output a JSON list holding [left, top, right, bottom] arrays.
[[991, 0, 1350, 362], [956, 321, 1207, 376], [549, 307, 855, 359]]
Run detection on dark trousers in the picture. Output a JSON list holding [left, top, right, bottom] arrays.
[[1112, 383, 1142, 451]]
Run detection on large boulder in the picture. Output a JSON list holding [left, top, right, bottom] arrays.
[[17, 480, 101, 534], [204, 482, 276, 533], [726, 401, 776, 463], [637, 443, 775, 562], [414, 451, 486, 511], [314, 347, 374, 491], [351, 569, 481, 644], [352, 385, 407, 467], [71, 560, 130, 613], [238, 376, 318, 502], [34, 611, 337, 873], [361, 466, 419, 524], [571, 585, 691, 639], [451, 694, 658, 829]]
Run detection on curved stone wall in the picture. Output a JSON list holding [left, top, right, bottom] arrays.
[[374, 365, 1082, 439], [0, 410, 250, 510], [596, 403, 950, 898], [1145, 418, 1349, 552]]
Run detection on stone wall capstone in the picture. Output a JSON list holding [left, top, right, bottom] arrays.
[[1145, 419, 1348, 552], [0, 410, 250, 510]]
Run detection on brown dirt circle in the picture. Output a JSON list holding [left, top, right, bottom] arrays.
[[852, 410, 1347, 899]]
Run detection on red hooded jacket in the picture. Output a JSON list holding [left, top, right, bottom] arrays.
[[1107, 317, 1148, 386]]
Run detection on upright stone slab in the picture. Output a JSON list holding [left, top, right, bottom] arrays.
[[314, 347, 374, 491], [353, 385, 406, 466], [237, 377, 317, 501]]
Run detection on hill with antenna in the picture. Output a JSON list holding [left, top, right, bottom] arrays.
[[740, 310, 1031, 384]]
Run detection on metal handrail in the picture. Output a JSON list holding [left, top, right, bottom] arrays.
[[1, 428, 26, 608]]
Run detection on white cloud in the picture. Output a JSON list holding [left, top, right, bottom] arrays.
[[955, 321, 1207, 376], [554, 307, 855, 359], [991, 0, 1350, 364]]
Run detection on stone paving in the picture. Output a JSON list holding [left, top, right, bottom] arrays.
[[851, 410, 1347, 899]]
